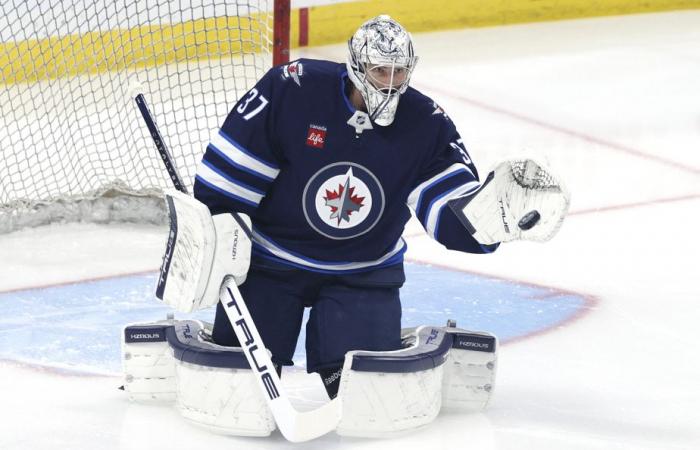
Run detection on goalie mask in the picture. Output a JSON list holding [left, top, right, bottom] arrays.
[[347, 15, 418, 126]]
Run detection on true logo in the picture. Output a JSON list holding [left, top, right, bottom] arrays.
[[226, 287, 280, 400], [156, 196, 179, 300], [425, 328, 440, 345], [498, 199, 510, 234], [306, 124, 327, 149]]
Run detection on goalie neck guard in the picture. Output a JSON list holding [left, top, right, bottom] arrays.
[[346, 15, 418, 126]]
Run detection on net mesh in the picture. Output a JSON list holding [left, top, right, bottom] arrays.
[[509, 160, 561, 190], [0, 0, 273, 233]]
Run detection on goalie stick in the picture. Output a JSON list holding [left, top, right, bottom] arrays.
[[133, 88, 342, 442], [134, 93, 189, 195]]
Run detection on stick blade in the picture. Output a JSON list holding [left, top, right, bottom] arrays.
[[272, 397, 342, 442]]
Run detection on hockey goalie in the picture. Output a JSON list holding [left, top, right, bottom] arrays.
[[122, 14, 569, 442]]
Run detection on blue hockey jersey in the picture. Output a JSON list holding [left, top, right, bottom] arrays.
[[194, 59, 497, 275]]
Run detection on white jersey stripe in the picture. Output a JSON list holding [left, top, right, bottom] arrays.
[[210, 131, 280, 181], [196, 161, 264, 206], [407, 163, 474, 212], [252, 230, 407, 272]]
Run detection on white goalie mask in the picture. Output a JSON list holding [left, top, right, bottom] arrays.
[[346, 15, 418, 126]]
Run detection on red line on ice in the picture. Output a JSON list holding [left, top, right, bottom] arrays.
[[569, 193, 700, 216], [413, 82, 700, 176]]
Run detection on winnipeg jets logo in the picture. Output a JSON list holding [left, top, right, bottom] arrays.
[[323, 168, 365, 225], [303, 163, 385, 240], [281, 61, 304, 86]]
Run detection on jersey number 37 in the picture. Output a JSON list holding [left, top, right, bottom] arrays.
[[236, 88, 269, 121]]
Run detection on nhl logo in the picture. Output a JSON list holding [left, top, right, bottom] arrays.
[[347, 110, 373, 134], [302, 162, 385, 240]]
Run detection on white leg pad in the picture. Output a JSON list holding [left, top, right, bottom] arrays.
[[122, 320, 496, 437], [336, 326, 450, 437], [441, 330, 498, 410], [175, 361, 275, 436], [337, 365, 444, 437], [335, 325, 498, 437], [121, 321, 177, 402], [122, 319, 275, 436]]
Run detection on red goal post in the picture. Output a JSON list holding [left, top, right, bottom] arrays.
[[274, 0, 291, 66]]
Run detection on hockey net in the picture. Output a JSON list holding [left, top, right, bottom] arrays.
[[0, 1, 286, 233]]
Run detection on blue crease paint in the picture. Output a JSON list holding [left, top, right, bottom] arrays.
[[0, 263, 589, 373]]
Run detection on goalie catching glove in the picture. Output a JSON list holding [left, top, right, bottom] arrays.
[[449, 159, 570, 245], [155, 189, 252, 313]]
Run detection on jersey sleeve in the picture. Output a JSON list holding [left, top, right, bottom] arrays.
[[407, 118, 499, 254], [193, 68, 282, 216]]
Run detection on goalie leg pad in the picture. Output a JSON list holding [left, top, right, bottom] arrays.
[[175, 362, 275, 436], [336, 324, 498, 437], [122, 320, 178, 402], [336, 326, 451, 437], [442, 329, 498, 410], [168, 320, 276, 436], [122, 319, 275, 436]]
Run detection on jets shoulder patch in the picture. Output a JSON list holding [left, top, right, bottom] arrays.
[[431, 101, 451, 122], [281, 61, 304, 86]]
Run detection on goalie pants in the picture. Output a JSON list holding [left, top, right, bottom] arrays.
[[211, 257, 404, 373]]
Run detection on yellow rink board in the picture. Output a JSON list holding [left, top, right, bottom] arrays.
[[2, 0, 698, 84], [0, 16, 268, 84], [293, 0, 700, 47]]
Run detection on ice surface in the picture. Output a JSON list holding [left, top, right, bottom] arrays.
[[1, 11, 699, 449]]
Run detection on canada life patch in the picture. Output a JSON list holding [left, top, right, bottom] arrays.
[[306, 124, 327, 149], [302, 162, 385, 240]]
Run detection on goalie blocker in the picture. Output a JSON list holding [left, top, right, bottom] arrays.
[[155, 189, 251, 313], [121, 318, 497, 437]]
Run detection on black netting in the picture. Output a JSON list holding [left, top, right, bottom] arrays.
[[0, 1, 272, 232], [509, 160, 560, 190]]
